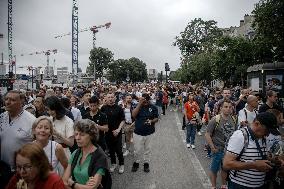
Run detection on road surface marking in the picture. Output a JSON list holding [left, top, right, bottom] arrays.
[[175, 113, 212, 189]]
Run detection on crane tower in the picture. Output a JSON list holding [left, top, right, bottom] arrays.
[[8, 0, 13, 77], [72, 0, 79, 83]]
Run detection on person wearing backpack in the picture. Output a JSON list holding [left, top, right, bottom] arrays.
[[205, 98, 237, 189], [223, 112, 280, 189], [63, 119, 111, 189], [237, 95, 258, 128]]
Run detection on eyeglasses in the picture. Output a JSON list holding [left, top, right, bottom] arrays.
[[16, 164, 33, 172]]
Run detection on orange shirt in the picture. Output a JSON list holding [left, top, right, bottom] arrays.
[[184, 101, 199, 120]]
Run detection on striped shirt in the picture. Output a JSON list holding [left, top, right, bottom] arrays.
[[226, 128, 267, 188]]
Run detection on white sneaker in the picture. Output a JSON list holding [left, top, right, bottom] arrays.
[[109, 164, 117, 173], [191, 144, 196, 149], [186, 144, 191, 148], [198, 131, 202, 136], [118, 165, 124, 174], [123, 150, 129, 157]]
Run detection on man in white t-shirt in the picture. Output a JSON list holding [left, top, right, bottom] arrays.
[[223, 112, 280, 188], [238, 95, 258, 128], [0, 90, 36, 169]]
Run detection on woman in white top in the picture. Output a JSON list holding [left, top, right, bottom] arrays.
[[122, 94, 135, 156], [32, 116, 68, 174], [45, 96, 74, 157]]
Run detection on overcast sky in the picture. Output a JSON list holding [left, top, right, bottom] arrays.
[[0, 0, 259, 74]]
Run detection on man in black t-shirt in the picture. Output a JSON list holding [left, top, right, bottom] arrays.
[[83, 96, 108, 151], [78, 90, 91, 117], [101, 92, 125, 174], [259, 90, 283, 112], [259, 90, 284, 125]]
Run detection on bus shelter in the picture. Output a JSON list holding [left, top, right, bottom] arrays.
[[247, 62, 284, 99]]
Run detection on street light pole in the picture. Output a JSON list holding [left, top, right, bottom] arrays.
[[126, 70, 130, 83], [14, 55, 16, 77]]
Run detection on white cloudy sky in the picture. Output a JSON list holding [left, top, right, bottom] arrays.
[[0, 0, 259, 74]]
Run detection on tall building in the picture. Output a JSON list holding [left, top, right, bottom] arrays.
[[0, 64, 6, 76], [57, 67, 69, 83], [44, 66, 54, 79], [222, 14, 255, 40], [148, 69, 158, 80]]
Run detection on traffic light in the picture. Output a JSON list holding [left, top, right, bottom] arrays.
[[165, 63, 170, 71]]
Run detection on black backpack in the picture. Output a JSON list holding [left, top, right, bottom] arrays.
[[71, 146, 112, 189]]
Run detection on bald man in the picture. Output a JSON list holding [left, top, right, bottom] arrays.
[[237, 95, 258, 128]]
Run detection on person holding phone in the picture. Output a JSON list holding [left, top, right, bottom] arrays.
[[131, 93, 159, 173]]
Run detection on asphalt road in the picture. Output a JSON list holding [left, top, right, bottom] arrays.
[[111, 108, 217, 189]]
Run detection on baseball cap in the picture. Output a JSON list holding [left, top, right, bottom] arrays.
[[256, 112, 280, 135]]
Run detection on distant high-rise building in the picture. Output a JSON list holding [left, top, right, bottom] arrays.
[[57, 67, 69, 83], [148, 69, 158, 80], [44, 66, 54, 79], [0, 64, 6, 76]]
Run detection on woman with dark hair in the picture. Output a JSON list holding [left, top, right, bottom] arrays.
[[45, 96, 74, 157], [5, 143, 65, 189], [63, 119, 111, 189]]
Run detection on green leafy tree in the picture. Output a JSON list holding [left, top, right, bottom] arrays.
[[87, 47, 114, 79], [128, 57, 148, 82], [107, 57, 147, 83], [212, 36, 256, 86], [253, 0, 284, 61], [174, 18, 223, 58], [107, 59, 128, 83]]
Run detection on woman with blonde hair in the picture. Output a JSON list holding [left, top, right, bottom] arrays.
[[32, 116, 68, 174], [5, 143, 65, 189]]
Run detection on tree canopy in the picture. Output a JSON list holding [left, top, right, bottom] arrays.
[[173, 2, 284, 86], [87, 47, 114, 79], [253, 0, 284, 61], [173, 18, 223, 58], [107, 57, 147, 83]]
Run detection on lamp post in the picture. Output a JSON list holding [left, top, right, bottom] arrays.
[[261, 69, 264, 93], [126, 70, 130, 83]]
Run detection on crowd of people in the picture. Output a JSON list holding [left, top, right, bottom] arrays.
[[0, 82, 283, 189]]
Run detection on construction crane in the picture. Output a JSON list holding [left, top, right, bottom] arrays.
[[55, 22, 111, 81], [8, 0, 13, 78], [72, 0, 78, 84], [20, 49, 57, 79], [55, 22, 111, 49]]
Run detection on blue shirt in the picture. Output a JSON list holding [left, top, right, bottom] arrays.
[[134, 104, 158, 136]]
